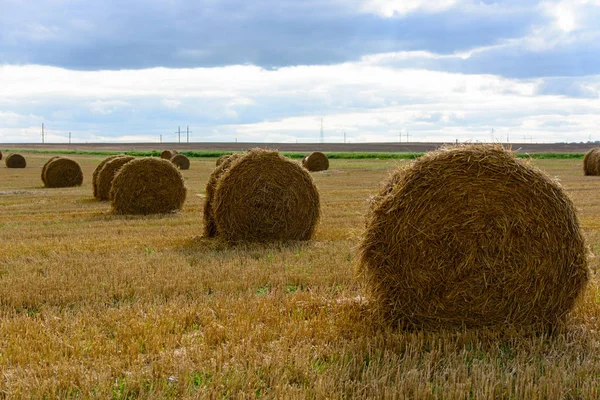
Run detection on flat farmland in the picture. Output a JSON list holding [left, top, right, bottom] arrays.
[[0, 154, 599, 398]]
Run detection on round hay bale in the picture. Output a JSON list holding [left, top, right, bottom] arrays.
[[96, 156, 135, 201], [92, 155, 124, 199], [303, 151, 329, 172], [43, 158, 83, 188], [216, 154, 232, 167], [41, 156, 62, 185], [5, 154, 26, 168], [110, 157, 187, 215], [203, 153, 243, 237], [0, 150, 2, 160], [161, 149, 178, 160], [358, 144, 588, 329], [212, 149, 320, 241], [171, 154, 190, 170], [583, 148, 600, 176]]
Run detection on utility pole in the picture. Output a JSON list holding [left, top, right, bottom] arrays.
[[319, 118, 324, 144], [344, 132, 346, 144], [406, 131, 410, 143], [506, 131, 509, 143], [399, 131, 401, 143], [186, 125, 191, 143], [176, 126, 181, 143], [69, 132, 71, 144], [160, 134, 162, 143], [42, 123, 45, 144], [490, 128, 494, 143]]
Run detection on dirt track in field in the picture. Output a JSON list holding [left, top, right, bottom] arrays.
[[0, 141, 595, 153]]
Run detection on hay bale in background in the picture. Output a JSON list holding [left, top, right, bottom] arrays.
[[302, 151, 329, 172], [43, 158, 83, 188], [212, 149, 320, 241], [171, 154, 190, 170], [583, 148, 600, 175], [203, 154, 243, 237], [216, 154, 232, 167], [92, 155, 124, 198], [110, 158, 187, 215], [5, 154, 26, 168], [358, 144, 588, 329], [96, 156, 135, 200], [41, 156, 62, 185], [0, 150, 2, 160], [161, 150, 178, 160]]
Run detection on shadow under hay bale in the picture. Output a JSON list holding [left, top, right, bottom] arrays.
[[96, 156, 135, 200], [43, 158, 83, 188], [5, 154, 26, 168], [92, 155, 124, 199], [358, 144, 588, 330], [171, 154, 190, 170], [583, 148, 600, 176], [203, 154, 243, 238], [302, 151, 329, 172], [41, 156, 62, 186], [110, 157, 187, 215], [212, 149, 320, 242], [161, 149, 178, 160]]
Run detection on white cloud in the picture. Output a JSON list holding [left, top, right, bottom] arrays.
[[161, 99, 181, 109], [352, 0, 461, 17], [1, 60, 600, 143], [89, 100, 129, 115]]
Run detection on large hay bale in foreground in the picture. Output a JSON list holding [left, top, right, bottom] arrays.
[[161, 149, 178, 160], [92, 155, 124, 198], [302, 151, 329, 172], [43, 158, 83, 188], [203, 154, 243, 237], [583, 148, 600, 176], [212, 149, 320, 241], [96, 156, 135, 200], [171, 154, 190, 170], [5, 154, 26, 168], [110, 158, 187, 215], [41, 156, 62, 185], [359, 144, 588, 329]]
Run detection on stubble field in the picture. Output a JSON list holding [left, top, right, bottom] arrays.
[[0, 154, 599, 399]]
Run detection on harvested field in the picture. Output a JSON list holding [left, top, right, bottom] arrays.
[[0, 153, 599, 398]]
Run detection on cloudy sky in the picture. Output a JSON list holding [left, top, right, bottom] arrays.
[[1, 0, 600, 143]]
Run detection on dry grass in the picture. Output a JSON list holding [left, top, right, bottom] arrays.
[[0, 154, 599, 398]]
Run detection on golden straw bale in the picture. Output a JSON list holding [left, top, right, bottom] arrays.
[[171, 154, 190, 170], [161, 150, 178, 160], [212, 149, 320, 241], [216, 154, 233, 167], [92, 155, 124, 198], [5, 154, 26, 168], [43, 158, 83, 188], [203, 154, 243, 237], [110, 157, 187, 215], [41, 156, 62, 185], [583, 148, 600, 176], [96, 156, 135, 200], [302, 151, 329, 172], [358, 144, 588, 329]]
